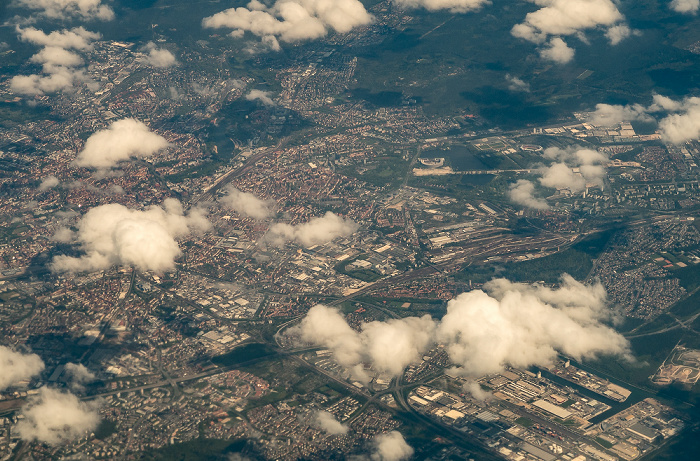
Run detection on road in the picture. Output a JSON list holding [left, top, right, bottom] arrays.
[[80, 270, 136, 363], [191, 133, 300, 206]]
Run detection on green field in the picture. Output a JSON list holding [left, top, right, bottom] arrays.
[[351, 0, 700, 125]]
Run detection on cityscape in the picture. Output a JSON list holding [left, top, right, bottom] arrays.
[[1, 0, 700, 460]]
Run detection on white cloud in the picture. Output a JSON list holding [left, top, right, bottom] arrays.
[[512, 0, 624, 43], [38, 175, 60, 191], [14, 0, 114, 21], [220, 185, 275, 219], [73, 119, 170, 170], [509, 146, 608, 206], [512, 0, 628, 61], [605, 24, 634, 45], [371, 431, 414, 461], [141, 42, 178, 68], [51, 199, 211, 273], [292, 305, 434, 383], [539, 37, 574, 64], [264, 212, 358, 247], [462, 381, 493, 401], [52, 227, 75, 243], [293, 276, 629, 380], [651, 93, 686, 112], [539, 146, 608, 192], [670, 0, 700, 14], [360, 316, 436, 378], [10, 69, 92, 96], [588, 103, 652, 126], [202, 0, 373, 46], [539, 162, 586, 191], [261, 34, 281, 51], [245, 89, 275, 106], [394, 0, 488, 13], [16, 27, 100, 50], [506, 74, 530, 92], [16, 387, 101, 445], [10, 27, 101, 96], [30, 46, 83, 69], [292, 303, 366, 378], [314, 410, 348, 435], [63, 363, 95, 391], [657, 98, 700, 144], [508, 179, 550, 209], [109, 184, 125, 194], [438, 276, 630, 376], [590, 94, 700, 144], [0, 346, 45, 391], [541, 146, 604, 165]]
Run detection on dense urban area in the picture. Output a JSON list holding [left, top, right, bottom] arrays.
[[1, 0, 700, 460]]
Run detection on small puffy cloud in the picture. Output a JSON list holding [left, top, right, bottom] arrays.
[[509, 146, 608, 203], [264, 212, 358, 247], [10, 69, 91, 96], [590, 94, 700, 144], [605, 24, 634, 45], [589, 102, 652, 126], [539, 37, 574, 64], [51, 227, 75, 243], [38, 175, 60, 191], [542, 146, 608, 191], [30, 46, 83, 69], [292, 304, 364, 376], [539, 163, 585, 192], [651, 93, 685, 112], [0, 346, 45, 391], [394, 0, 488, 13], [141, 42, 178, 68], [360, 316, 436, 378], [506, 74, 529, 92], [671, 0, 700, 14], [17, 27, 100, 50], [508, 179, 550, 210], [220, 185, 275, 219], [512, 0, 624, 43], [168, 87, 182, 100], [192, 82, 216, 97], [73, 119, 170, 169], [261, 34, 281, 51], [245, 89, 275, 106], [51, 199, 210, 273], [371, 431, 414, 461], [56, 210, 79, 220], [462, 381, 492, 401], [10, 27, 100, 96], [202, 0, 373, 46], [658, 98, 700, 144], [63, 363, 95, 391], [14, 0, 114, 21], [512, 0, 628, 61], [109, 184, 124, 194], [291, 305, 434, 382], [16, 387, 101, 445], [314, 410, 348, 435]]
